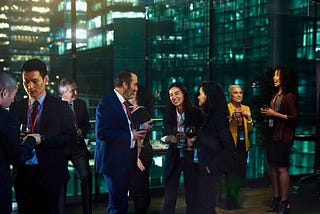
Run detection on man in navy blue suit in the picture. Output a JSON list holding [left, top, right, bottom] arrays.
[[95, 69, 152, 214]]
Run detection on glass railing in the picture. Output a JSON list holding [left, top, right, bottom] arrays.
[[62, 104, 317, 197]]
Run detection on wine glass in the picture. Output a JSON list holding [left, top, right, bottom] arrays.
[[185, 125, 196, 150], [262, 104, 269, 122], [174, 127, 186, 149], [20, 124, 31, 140]]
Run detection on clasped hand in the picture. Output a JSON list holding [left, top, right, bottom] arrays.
[[22, 133, 42, 145], [165, 133, 196, 147]]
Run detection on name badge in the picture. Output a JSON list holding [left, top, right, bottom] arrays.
[[239, 131, 245, 141], [268, 119, 274, 127]]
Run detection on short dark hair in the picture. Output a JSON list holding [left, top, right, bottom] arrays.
[[0, 72, 17, 92], [114, 69, 135, 87], [58, 78, 76, 95], [21, 58, 47, 78]]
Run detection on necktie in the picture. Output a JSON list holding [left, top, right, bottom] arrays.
[[30, 100, 39, 132], [123, 101, 134, 129], [69, 103, 77, 128], [31, 100, 39, 123]]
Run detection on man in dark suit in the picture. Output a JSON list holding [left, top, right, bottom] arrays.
[[58, 78, 92, 214], [9, 59, 77, 214], [95, 69, 152, 214], [0, 72, 38, 214]]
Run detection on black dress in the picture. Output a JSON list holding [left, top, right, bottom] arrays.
[[129, 106, 153, 214]]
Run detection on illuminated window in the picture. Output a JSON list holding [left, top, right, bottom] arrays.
[[32, 6, 50, 13], [0, 22, 9, 29], [88, 16, 101, 30], [106, 30, 114, 45], [11, 25, 50, 33], [66, 28, 87, 39], [58, 0, 87, 12], [88, 34, 102, 48], [106, 11, 144, 25]]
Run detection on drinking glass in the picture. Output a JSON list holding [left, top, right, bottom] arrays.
[[174, 127, 186, 149], [262, 104, 268, 122], [185, 125, 196, 150], [20, 124, 31, 140]]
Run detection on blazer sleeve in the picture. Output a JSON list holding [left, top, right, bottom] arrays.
[[75, 99, 91, 136], [95, 96, 131, 145], [38, 98, 77, 149], [1, 111, 36, 166], [202, 112, 235, 172]]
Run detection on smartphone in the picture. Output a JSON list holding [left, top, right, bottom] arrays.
[[136, 124, 146, 131]]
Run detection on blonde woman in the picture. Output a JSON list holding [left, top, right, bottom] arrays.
[[225, 85, 253, 209]]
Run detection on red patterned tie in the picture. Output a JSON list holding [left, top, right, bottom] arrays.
[[123, 101, 134, 129], [31, 100, 39, 123], [30, 100, 39, 132]]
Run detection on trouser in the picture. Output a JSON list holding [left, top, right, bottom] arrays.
[[197, 166, 221, 214], [162, 150, 198, 214], [15, 165, 63, 214], [59, 148, 92, 214]]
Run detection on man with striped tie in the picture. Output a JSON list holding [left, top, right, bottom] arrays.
[[58, 78, 92, 214]]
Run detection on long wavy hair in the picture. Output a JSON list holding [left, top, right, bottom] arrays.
[[274, 65, 298, 95]]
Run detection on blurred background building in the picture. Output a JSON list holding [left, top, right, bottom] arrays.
[[1, 0, 319, 197]]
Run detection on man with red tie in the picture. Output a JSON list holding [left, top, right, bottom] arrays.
[[9, 59, 77, 214], [94, 69, 152, 214], [58, 78, 92, 214]]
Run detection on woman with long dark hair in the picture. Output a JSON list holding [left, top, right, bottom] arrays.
[[196, 81, 234, 214], [129, 86, 155, 214], [261, 66, 298, 214], [161, 82, 203, 214]]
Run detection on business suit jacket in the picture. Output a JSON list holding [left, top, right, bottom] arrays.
[[67, 98, 91, 153], [73, 98, 90, 137], [198, 111, 234, 173], [95, 90, 134, 177], [162, 106, 203, 184], [227, 103, 253, 151], [9, 94, 77, 184], [0, 108, 36, 214]]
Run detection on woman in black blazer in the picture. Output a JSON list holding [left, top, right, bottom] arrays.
[[196, 81, 234, 214], [129, 86, 155, 214], [161, 82, 203, 214]]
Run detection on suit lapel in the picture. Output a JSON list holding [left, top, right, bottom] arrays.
[[111, 91, 128, 125], [38, 95, 50, 132]]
